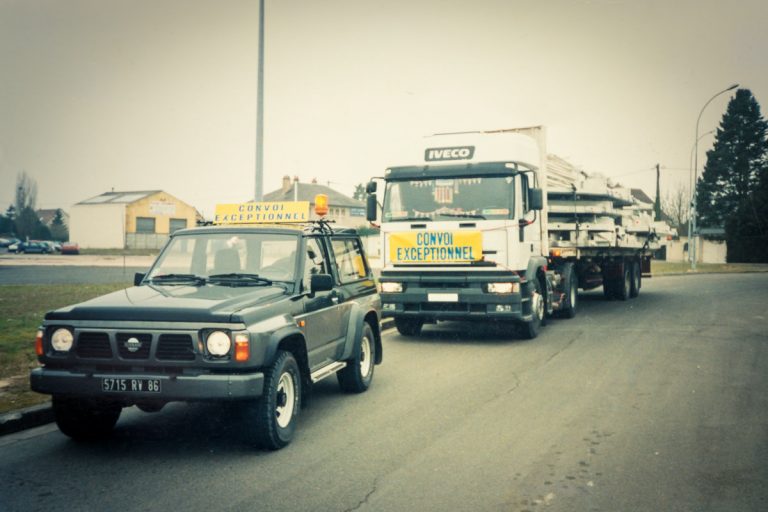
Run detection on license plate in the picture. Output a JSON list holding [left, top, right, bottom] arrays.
[[102, 378, 161, 393], [428, 293, 458, 302]]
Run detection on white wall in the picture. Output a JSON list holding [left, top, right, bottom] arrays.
[[665, 236, 727, 264], [69, 203, 126, 248]]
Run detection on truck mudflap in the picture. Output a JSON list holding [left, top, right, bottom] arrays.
[[30, 367, 265, 401]]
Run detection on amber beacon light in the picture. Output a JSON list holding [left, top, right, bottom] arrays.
[[314, 194, 329, 216]]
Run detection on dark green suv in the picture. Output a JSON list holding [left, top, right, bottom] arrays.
[[31, 222, 382, 450]]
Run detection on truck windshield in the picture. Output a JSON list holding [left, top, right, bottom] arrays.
[[382, 176, 515, 221], [148, 232, 299, 283]]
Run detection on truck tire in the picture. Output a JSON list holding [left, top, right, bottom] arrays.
[[558, 264, 578, 319], [520, 277, 544, 339], [629, 260, 641, 298], [249, 350, 301, 450], [338, 322, 376, 393], [395, 317, 423, 336], [52, 395, 121, 441], [616, 264, 631, 301]]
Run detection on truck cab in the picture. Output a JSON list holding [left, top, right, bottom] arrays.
[[368, 131, 551, 339]]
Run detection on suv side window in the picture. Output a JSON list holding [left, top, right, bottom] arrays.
[[331, 238, 368, 284], [303, 237, 329, 291]]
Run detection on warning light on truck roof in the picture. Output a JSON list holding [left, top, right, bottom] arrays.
[[314, 194, 329, 216]]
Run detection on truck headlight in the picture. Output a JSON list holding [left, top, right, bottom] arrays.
[[487, 282, 519, 294], [51, 328, 74, 352], [206, 331, 232, 356], [381, 282, 403, 293]]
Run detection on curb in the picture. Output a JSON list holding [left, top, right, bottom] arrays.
[[0, 318, 397, 437], [0, 402, 54, 436]]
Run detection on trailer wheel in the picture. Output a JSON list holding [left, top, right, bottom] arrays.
[[629, 260, 641, 298], [520, 278, 544, 339], [616, 264, 631, 301], [558, 263, 578, 319], [395, 317, 423, 336]]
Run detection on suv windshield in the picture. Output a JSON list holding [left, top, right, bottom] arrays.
[[148, 231, 299, 283], [382, 176, 515, 222]]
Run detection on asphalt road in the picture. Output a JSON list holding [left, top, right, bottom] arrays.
[[1, 273, 767, 511]]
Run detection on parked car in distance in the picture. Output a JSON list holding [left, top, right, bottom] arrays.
[[60, 242, 80, 255], [18, 241, 52, 254], [0, 237, 20, 248]]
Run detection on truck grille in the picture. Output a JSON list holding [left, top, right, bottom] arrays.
[[156, 334, 196, 361], [76, 332, 113, 358]]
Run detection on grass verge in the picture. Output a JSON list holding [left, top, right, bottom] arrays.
[[0, 283, 129, 414]]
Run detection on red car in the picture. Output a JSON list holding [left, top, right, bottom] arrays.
[[60, 242, 80, 255]]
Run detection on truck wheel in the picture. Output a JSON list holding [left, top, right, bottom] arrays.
[[395, 317, 423, 336], [629, 260, 641, 298], [616, 265, 631, 301], [520, 278, 544, 339], [338, 322, 376, 393], [250, 350, 301, 450], [558, 265, 578, 319], [52, 396, 121, 441]]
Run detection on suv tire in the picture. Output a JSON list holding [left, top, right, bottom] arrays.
[[53, 395, 122, 441], [250, 350, 301, 450], [338, 322, 376, 393]]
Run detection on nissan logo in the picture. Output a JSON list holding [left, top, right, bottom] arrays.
[[125, 337, 143, 353]]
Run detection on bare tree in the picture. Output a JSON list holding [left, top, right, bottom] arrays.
[[15, 171, 38, 211], [661, 183, 691, 231]]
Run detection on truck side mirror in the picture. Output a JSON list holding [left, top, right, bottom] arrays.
[[366, 194, 378, 222], [366, 181, 377, 193], [529, 188, 544, 211]]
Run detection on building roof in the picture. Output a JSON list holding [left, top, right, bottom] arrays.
[[76, 190, 163, 205], [264, 180, 364, 208], [36, 208, 69, 225]]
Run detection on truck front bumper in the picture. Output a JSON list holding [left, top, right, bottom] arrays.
[[380, 271, 530, 322], [30, 367, 264, 401]]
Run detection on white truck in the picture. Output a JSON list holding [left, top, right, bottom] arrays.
[[365, 126, 664, 339]]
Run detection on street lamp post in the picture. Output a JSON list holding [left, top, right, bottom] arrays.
[[689, 83, 738, 270]]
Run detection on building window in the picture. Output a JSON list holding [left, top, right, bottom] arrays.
[[169, 218, 187, 233], [136, 217, 156, 234]]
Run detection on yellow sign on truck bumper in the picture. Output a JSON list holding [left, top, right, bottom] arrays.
[[389, 231, 482, 263]]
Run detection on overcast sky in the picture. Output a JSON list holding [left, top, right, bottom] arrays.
[[1, 0, 767, 218]]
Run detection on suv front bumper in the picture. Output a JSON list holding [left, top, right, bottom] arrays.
[[30, 367, 264, 401]]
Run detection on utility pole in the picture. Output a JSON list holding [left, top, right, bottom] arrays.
[[254, 0, 265, 201], [654, 163, 661, 221]]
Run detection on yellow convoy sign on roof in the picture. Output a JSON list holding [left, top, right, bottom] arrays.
[[389, 231, 483, 264], [214, 201, 310, 225]]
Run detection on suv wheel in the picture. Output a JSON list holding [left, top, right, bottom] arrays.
[[250, 350, 301, 450], [338, 322, 376, 393], [53, 395, 122, 441]]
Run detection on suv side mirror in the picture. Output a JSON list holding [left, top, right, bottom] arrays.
[[529, 188, 544, 211], [134, 272, 146, 286], [366, 194, 378, 222], [310, 273, 334, 293]]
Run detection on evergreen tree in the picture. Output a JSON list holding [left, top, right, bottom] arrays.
[[353, 183, 366, 201], [696, 89, 768, 229], [50, 209, 69, 241]]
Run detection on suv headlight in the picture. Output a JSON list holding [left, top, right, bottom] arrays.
[[486, 282, 519, 294], [206, 331, 232, 356], [51, 328, 74, 352], [381, 282, 403, 293]]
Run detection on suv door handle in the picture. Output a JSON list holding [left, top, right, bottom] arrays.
[[330, 291, 341, 304]]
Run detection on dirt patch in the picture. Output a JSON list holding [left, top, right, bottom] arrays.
[[0, 374, 49, 414]]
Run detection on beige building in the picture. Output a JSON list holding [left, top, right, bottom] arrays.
[[70, 190, 200, 249]]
